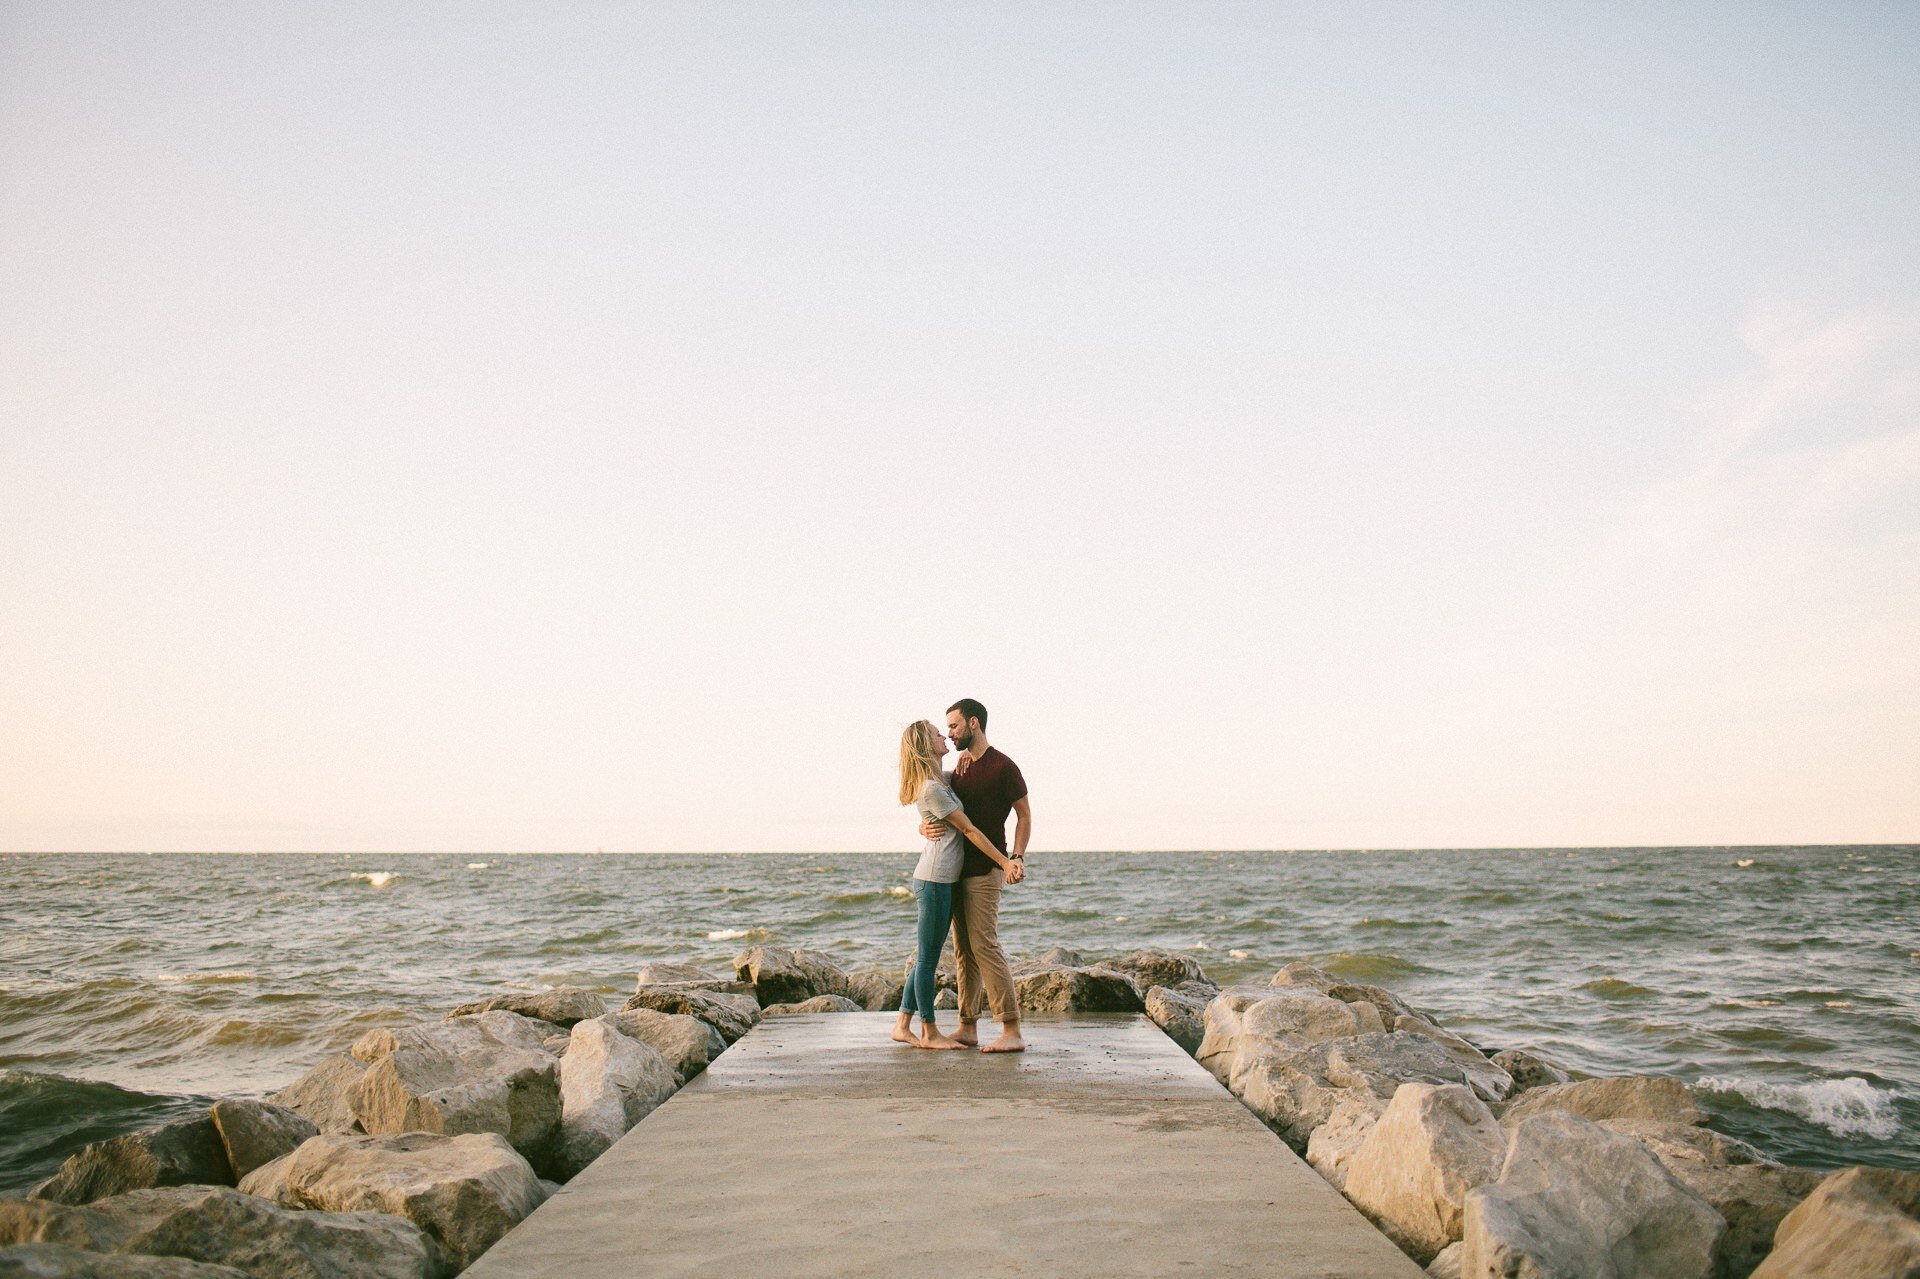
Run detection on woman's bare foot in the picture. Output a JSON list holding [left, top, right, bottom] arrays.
[[917, 1028, 966, 1050], [891, 1018, 919, 1045], [981, 1026, 1027, 1053]]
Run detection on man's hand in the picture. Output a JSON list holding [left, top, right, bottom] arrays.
[[1004, 861, 1025, 885], [917, 818, 948, 840]]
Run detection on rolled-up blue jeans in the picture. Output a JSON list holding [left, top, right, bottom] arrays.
[[901, 878, 954, 1021]]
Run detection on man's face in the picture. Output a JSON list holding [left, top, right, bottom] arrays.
[[946, 710, 974, 749]]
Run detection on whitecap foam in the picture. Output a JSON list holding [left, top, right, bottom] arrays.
[[1735, 858, 1755, 867], [353, 872, 396, 888], [467, 862, 490, 870], [1712, 998, 1783, 1008], [1696, 1075, 1902, 1140], [1184, 941, 1210, 951], [705, 927, 766, 941], [887, 887, 912, 899], [1228, 949, 1252, 959]]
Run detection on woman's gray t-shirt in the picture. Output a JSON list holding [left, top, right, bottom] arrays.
[[912, 774, 966, 883]]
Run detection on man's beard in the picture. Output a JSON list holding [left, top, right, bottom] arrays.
[[950, 729, 972, 750]]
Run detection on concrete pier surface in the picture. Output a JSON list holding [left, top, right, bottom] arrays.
[[464, 1013, 1425, 1279]]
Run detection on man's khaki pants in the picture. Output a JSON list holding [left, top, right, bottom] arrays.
[[951, 869, 1018, 1023]]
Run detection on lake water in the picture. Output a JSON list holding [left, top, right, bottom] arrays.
[[2, 846, 1914, 1193]]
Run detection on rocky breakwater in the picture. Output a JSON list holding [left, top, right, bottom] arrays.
[[1, 973, 759, 1278], [1169, 957, 1920, 1279]]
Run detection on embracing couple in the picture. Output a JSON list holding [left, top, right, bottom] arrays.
[[892, 698, 1031, 1053]]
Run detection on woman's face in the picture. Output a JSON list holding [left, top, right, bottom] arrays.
[[927, 724, 949, 757]]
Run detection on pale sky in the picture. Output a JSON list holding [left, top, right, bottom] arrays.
[[3, 3, 1916, 852]]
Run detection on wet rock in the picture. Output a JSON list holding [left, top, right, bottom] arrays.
[[30, 1116, 234, 1206], [621, 987, 760, 1044], [1599, 1119, 1774, 1169], [207, 1100, 317, 1183], [1345, 1083, 1506, 1264], [1750, 1166, 1920, 1279], [443, 988, 606, 1029], [1660, 1163, 1824, 1279], [0, 1243, 250, 1278], [1462, 1111, 1723, 1279], [600, 1009, 722, 1083], [268, 1055, 367, 1134], [1097, 949, 1212, 992], [238, 1130, 546, 1272], [1425, 1242, 1464, 1279], [1143, 983, 1214, 1055], [732, 946, 850, 1006], [0, 1185, 438, 1279], [1196, 988, 1365, 1086], [345, 1019, 562, 1175], [1012, 966, 1143, 1013], [1500, 1074, 1701, 1128], [1305, 1095, 1385, 1193], [763, 995, 862, 1015], [842, 969, 903, 1012], [1235, 1032, 1490, 1150], [1489, 1048, 1572, 1095], [556, 1020, 676, 1179]]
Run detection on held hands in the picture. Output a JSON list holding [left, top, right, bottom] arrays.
[[1004, 859, 1026, 885]]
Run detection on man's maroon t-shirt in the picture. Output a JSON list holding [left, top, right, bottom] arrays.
[[951, 746, 1027, 878]]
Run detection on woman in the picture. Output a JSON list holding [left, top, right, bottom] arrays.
[[893, 719, 1025, 1049]]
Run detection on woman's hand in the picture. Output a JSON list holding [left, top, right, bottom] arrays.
[[1004, 860, 1026, 885]]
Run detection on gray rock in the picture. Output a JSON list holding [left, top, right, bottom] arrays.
[[1750, 1166, 1920, 1279], [842, 969, 903, 1012], [1327, 982, 1419, 1025], [1461, 1112, 1723, 1279], [1097, 949, 1213, 992], [621, 987, 761, 1044], [1, 1186, 438, 1279], [1305, 1094, 1385, 1193], [1598, 1118, 1775, 1169], [1269, 961, 1340, 992], [1425, 1242, 1464, 1279], [0, 1244, 249, 1278], [1018, 947, 1084, 971], [763, 995, 862, 1015], [1143, 983, 1214, 1055], [1500, 1075, 1701, 1128], [732, 946, 851, 1006], [1489, 1048, 1572, 1095], [1013, 966, 1144, 1013], [344, 1019, 562, 1176], [599, 1009, 722, 1083], [633, 962, 726, 988], [238, 1130, 546, 1272], [1235, 1032, 1501, 1150], [1345, 1083, 1506, 1264], [268, 1055, 367, 1134], [1197, 987, 1366, 1087], [443, 988, 606, 1029], [933, 989, 958, 1010], [29, 1116, 234, 1206], [1391, 1014, 1512, 1104], [207, 1101, 317, 1182], [556, 1020, 676, 1179], [1660, 1163, 1824, 1279], [540, 1034, 570, 1055]]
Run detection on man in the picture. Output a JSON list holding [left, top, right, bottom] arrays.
[[919, 697, 1031, 1053]]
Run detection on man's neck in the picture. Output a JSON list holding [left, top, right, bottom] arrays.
[[964, 735, 990, 762]]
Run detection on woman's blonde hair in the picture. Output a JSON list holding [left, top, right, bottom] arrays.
[[898, 720, 945, 806]]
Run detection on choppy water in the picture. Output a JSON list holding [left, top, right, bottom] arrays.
[[2, 847, 1915, 1193]]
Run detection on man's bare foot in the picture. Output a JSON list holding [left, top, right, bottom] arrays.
[[891, 1020, 919, 1045], [981, 1027, 1027, 1053], [953, 1022, 980, 1047], [918, 1029, 966, 1050]]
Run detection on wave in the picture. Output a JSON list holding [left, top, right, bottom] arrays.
[[1696, 1074, 1902, 1141], [0, 1069, 207, 1196], [1579, 977, 1657, 999], [1355, 917, 1449, 930], [351, 872, 396, 889], [705, 927, 768, 941], [1711, 997, 1783, 1009], [1317, 952, 1429, 981]]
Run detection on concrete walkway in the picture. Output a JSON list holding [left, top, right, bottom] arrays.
[[464, 1013, 1425, 1279]]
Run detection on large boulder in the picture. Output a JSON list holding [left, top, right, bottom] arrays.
[[1344, 1083, 1506, 1264], [0, 1185, 437, 1279], [1750, 1166, 1920, 1279], [1234, 1032, 1490, 1150], [1426, 1242, 1464, 1279], [0, 1244, 249, 1278], [732, 947, 850, 1006], [30, 1116, 234, 1206], [763, 995, 862, 1015], [268, 1055, 367, 1134], [1305, 1095, 1386, 1193], [238, 1131, 546, 1272], [1490, 1048, 1573, 1095], [345, 1019, 562, 1175], [1197, 988, 1364, 1085], [1663, 1163, 1824, 1279], [1012, 947, 1085, 973], [1327, 982, 1420, 1025], [556, 1020, 676, 1179], [1097, 949, 1212, 992], [1390, 1014, 1511, 1105], [633, 962, 726, 988], [622, 987, 761, 1044], [842, 969, 903, 1012], [1144, 983, 1215, 1055], [1500, 1075, 1700, 1128], [207, 1101, 317, 1182], [1013, 966, 1143, 1013], [1461, 1112, 1724, 1279], [1269, 961, 1340, 992], [1598, 1119, 1774, 1170], [443, 988, 606, 1029], [600, 1009, 722, 1083]]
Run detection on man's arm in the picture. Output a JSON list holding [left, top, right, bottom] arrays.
[[1011, 795, 1031, 859]]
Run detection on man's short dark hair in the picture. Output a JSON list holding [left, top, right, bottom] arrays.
[[947, 698, 988, 729]]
